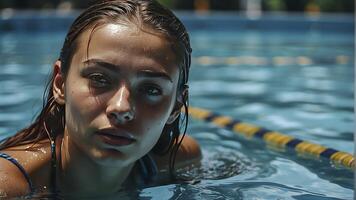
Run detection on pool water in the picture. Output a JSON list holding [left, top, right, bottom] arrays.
[[0, 13, 354, 199]]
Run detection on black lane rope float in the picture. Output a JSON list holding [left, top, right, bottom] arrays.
[[187, 107, 355, 169]]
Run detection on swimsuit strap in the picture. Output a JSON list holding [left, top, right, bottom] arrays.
[[138, 154, 158, 184], [0, 152, 35, 193]]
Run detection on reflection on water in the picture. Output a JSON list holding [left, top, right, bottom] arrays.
[[177, 148, 248, 181], [0, 22, 354, 199]]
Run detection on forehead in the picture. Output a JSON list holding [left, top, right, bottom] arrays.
[[73, 23, 180, 73]]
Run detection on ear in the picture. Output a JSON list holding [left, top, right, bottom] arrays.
[[166, 87, 188, 124], [53, 60, 65, 105]]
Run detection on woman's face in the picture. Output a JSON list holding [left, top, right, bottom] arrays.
[[61, 23, 180, 166]]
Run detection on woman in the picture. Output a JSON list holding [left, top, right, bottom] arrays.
[[0, 0, 201, 198]]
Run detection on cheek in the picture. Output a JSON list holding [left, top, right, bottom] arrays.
[[136, 95, 175, 137], [64, 80, 105, 133]]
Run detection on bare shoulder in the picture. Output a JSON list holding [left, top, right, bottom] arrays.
[[153, 135, 202, 171], [0, 140, 52, 198], [174, 135, 202, 167], [0, 157, 31, 198], [1, 140, 51, 174]]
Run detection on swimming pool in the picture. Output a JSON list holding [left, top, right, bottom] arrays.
[[0, 12, 354, 199]]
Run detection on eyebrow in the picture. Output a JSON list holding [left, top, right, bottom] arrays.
[[137, 70, 172, 82], [83, 59, 173, 82], [83, 59, 118, 72]]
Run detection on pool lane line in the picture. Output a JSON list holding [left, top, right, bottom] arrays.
[[186, 106, 355, 169]]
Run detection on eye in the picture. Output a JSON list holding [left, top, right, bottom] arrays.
[[140, 84, 163, 96], [88, 73, 111, 88]]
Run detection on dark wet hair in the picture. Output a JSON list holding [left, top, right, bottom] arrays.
[[0, 0, 191, 179]]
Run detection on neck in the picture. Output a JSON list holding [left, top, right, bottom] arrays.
[[57, 131, 135, 197]]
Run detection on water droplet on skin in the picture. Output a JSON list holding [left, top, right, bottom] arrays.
[[0, 190, 8, 198], [0, 175, 9, 198]]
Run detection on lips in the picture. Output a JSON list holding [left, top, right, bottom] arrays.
[[95, 128, 136, 146]]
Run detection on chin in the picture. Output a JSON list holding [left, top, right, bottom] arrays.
[[89, 147, 134, 167]]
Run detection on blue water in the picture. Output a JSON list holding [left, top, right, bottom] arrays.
[[0, 13, 354, 199]]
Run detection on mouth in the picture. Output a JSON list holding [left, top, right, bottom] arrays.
[[95, 128, 136, 146]]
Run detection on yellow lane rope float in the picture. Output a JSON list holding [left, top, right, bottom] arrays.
[[187, 106, 355, 169]]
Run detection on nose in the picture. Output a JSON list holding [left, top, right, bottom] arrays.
[[106, 84, 135, 124]]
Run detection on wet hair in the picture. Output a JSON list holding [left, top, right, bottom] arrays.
[[0, 0, 191, 179]]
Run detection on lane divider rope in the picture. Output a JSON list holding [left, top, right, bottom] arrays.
[[187, 106, 355, 169]]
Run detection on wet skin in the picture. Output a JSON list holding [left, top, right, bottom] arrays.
[[58, 23, 180, 167], [0, 23, 201, 198], [53, 23, 182, 194]]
